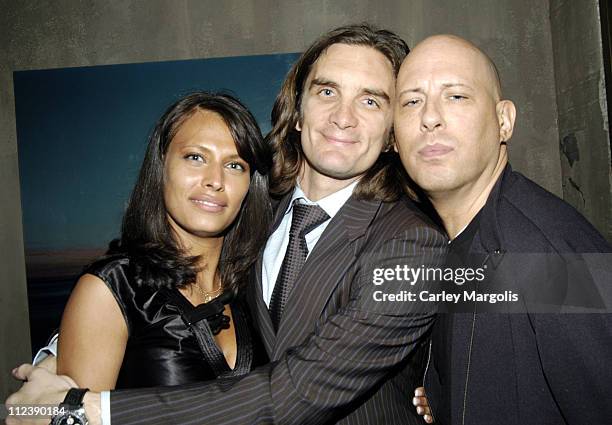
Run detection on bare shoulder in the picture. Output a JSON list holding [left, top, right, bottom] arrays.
[[58, 273, 128, 389], [62, 273, 127, 331], [73, 272, 111, 292], [65, 273, 119, 314]]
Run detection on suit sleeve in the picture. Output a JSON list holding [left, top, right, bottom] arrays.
[[109, 225, 447, 425]]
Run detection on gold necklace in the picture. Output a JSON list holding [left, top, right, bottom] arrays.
[[195, 280, 223, 303]]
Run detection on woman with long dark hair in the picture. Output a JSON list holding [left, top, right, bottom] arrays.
[[56, 92, 272, 390]]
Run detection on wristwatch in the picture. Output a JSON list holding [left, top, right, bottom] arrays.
[[50, 388, 90, 425]]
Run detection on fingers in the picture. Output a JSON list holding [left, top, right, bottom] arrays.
[[4, 415, 18, 425], [5, 368, 75, 424], [6, 391, 19, 406], [413, 386, 434, 423], [12, 364, 34, 381], [5, 414, 50, 425], [414, 398, 431, 415], [416, 403, 433, 423], [414, 386, 426, 397]]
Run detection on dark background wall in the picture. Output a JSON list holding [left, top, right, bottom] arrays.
[[550, 0, 612, 240], [1, 0, 610, 399]]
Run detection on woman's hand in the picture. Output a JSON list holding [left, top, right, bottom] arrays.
[[413, 386, 434, 423]]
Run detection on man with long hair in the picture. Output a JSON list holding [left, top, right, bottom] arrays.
[[8, 24, 446, 425]]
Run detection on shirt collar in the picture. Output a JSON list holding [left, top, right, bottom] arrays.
[[286, 180, 359, 219], [450, 223, 469, 244]]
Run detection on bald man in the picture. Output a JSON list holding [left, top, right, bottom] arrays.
[[395, 35, 612, 424]]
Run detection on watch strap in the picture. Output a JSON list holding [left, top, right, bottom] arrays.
[[62, 388, 89, 408]]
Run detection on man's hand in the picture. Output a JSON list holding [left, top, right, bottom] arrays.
[[413, 386, 434, 423], [5, 363, 75, 425], [36, 355, 57, 374]]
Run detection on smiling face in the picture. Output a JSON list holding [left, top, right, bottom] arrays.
[[297, 43, 395, 188], [163, 109, 250, 246], [394, 35, 514, 200]]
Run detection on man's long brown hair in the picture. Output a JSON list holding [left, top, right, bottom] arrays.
[[267, 23, 415, 201]]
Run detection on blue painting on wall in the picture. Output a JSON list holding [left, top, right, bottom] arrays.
[[14, 52, 299, 350]]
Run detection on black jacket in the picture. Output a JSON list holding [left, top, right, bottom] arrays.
[[426, 164, 612, 425]]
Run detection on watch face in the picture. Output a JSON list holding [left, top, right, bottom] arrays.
[[51, 412, 87, 425]]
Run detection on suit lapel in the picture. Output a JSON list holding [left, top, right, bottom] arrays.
[[248, 251, 275, 355], [248, 194, 293, 355], [273, 195, 382, 358]]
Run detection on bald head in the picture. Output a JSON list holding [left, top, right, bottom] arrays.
[[393, 33, 516, 220], [400, 34, 502, 101]]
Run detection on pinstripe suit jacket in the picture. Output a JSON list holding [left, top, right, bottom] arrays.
[[111, 193, 447, 425]]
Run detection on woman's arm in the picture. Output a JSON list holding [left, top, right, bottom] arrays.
[[57, 273, 128, 391]]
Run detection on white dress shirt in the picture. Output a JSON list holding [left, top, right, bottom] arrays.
[[261, 181, 358, 306]]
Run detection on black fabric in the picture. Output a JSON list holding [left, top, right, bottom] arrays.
[[269, 201, 329, 330], [83, 255, 268, 389], [426, 164, 612, 425], [62, 388, 88, 407], [447, 211, 480, 263], [427, 213, 481, 423], [110, 194, 448, 425]]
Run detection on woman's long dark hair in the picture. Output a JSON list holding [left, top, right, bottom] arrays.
[[110, 92, 273, 294]]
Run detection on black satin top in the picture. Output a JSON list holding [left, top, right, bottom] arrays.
[[84, 255, 268, 389]]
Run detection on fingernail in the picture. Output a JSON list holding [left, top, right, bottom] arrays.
[[412, 397, 418, 406]]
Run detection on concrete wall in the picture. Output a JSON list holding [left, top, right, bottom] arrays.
[[0, 0, 598, 399], [396, 1, 563, 195], [550, 0, 612, 240]]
